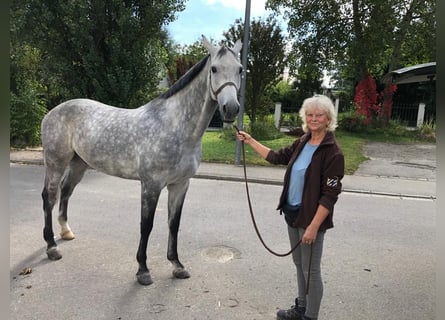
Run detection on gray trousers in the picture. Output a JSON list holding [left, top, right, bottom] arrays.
[[287, 226, 325, 319]]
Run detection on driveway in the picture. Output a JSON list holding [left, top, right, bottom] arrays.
[[354, 142, 436, 181]]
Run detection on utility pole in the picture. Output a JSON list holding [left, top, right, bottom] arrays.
[[235, 0, 251, 165]]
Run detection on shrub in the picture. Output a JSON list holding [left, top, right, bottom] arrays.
[[281, 112, 301, 128], [10, 88, 47, 147], [338, 112, 368, 133], [248, 120, 283, 140], [417, 119, 436, 142]]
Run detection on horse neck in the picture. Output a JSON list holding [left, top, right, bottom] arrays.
[[171, 62, 217, 143]]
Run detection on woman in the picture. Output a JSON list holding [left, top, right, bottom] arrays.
[[236, 95, 344, 320]]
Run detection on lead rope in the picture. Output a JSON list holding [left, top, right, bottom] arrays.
[[234, 125, 312, 295]]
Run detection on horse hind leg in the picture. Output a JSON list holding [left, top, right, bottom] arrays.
[[58, 154, 89, 240], [42, 164, 67, 260], [167, 180, 191, 280]]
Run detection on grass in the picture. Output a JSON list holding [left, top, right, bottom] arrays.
[[201, 127, 431, 175]]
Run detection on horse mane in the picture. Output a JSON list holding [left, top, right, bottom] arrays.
[[160, 54, 210, 99]]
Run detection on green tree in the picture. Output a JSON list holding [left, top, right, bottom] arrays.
[[223, 16, 287, 123], [11, 0, 186, 108], [165, 40, 208, 86], [10, 43, 47, 147], [266, 0, 436, 89]]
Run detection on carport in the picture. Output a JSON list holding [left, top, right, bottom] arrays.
[[382, 62, 436, 127]]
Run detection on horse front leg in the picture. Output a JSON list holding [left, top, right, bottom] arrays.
[[136, 180, 161, 285], [167, 180, 191, 279]]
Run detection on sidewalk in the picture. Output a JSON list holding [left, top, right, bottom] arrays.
[[10, 148, 436, 199]]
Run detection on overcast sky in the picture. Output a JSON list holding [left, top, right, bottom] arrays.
[[167, 0, 274, 45]]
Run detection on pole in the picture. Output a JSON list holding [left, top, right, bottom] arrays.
[[235, 0, 251, 165]]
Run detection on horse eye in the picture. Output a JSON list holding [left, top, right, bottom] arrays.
[[211, 66, 217, 73], [239, 67, 243, 74]]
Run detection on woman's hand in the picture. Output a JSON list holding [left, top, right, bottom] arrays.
[[236, 130, 252, 144], [235, 130, 270, 159], [302, 224, 318, 245]]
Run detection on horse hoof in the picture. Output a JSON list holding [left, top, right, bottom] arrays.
[[173, 268, 190, 279], [60, 230, 75, 240], [136, 272, 153, 285], [47, 247, 62, 260]]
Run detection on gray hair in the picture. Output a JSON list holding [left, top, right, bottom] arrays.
[[299, 94, 338, 132]]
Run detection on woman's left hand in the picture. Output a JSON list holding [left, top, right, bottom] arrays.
[[302, 225, 318, 245]]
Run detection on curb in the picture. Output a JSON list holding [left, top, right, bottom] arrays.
[[10, 158, 435, 201]]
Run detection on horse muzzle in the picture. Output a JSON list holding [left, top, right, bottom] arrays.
[[219, 99, 240, 123], [215, 84, 240, 123]]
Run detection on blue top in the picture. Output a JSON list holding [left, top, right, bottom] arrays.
[[286, 142, 319, 206]]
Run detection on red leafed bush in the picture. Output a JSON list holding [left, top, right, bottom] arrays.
[[354, 74, 379, 124], [354, 74, 397, 125], [379, 83, 398, 119]]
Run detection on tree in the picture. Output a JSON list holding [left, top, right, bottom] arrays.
[[266, 0, 436, 89], [10, 44, 47, 146], [11, 0, 186, 108], [165, 40, 209, 86], [223, 16, 287, 123]]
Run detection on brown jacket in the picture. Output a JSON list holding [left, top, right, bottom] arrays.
[[265, 131, 344, 231]]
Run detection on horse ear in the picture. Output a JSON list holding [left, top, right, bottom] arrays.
[[202, 35, 217, 56], [233, 39, 243, 55]]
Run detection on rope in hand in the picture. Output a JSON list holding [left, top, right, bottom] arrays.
[[234, 125, 313, 294]]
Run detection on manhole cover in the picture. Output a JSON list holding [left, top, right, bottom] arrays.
[[201, 245, 241, 263]]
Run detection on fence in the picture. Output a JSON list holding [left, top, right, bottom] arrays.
[[391, 102, 435, 127]]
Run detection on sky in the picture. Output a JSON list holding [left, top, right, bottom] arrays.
[[167, 0, 274, 45]]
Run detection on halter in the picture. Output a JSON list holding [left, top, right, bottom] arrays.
[[209, 70, 239, 101]]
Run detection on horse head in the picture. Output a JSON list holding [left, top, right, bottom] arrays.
[[202, 35, 243, 123]]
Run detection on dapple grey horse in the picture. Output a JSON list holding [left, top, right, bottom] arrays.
[[41, 36, 243, 285]]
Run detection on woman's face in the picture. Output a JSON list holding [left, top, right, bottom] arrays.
[[305, 107, 329, 133]]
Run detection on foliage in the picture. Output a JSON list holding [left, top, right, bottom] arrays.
[[379, 83, 398, 120], [10, 0, 186, 109], [10, 43, 47, 147], [353, 74, 397, 125], [416, 119, 435, 142], [354, 74, 379, 124], [247, 120, 284, 141], [266, 0, 436, 93], [281, 112, 302, 128], [165, 40, 208, 86], [269, 80, 301, 113], [223, 16, 288, 123], [338, 110, 433, 143], [338, 111, 368, 133], [10, 91, 47, 147]]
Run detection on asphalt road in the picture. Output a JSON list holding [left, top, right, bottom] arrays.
[[10, 164, 435, 320]]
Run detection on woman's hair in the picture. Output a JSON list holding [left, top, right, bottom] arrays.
[[299, 94, 338, 132]]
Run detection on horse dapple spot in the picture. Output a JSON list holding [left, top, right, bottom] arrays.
[[41, 36, 243, 285]]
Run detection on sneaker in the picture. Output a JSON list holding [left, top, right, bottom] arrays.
[[276, 299, 306, 320]]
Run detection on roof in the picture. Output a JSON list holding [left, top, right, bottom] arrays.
[[382, 62, 436, 84]]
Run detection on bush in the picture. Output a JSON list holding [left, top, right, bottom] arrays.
[[417, 119, 436, 142], [338, 112, 368, 133], [248, 120, 283, 141], [281, 112, 301, 128], [218, 126, 238, 141], [10, 89, 47, 147]]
